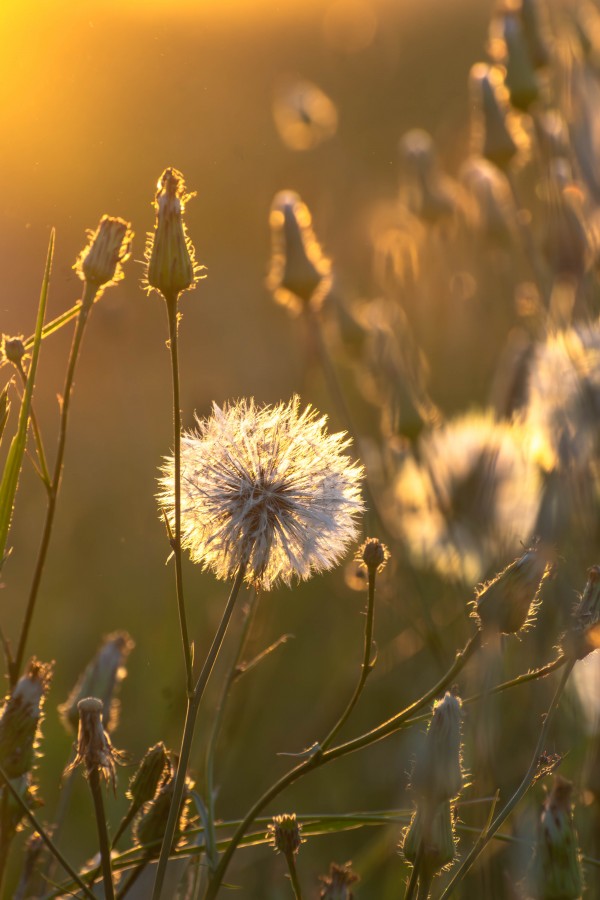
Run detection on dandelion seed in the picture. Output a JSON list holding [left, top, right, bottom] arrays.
[[158, 397, 364, 589]]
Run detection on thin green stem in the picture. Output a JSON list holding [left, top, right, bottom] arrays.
[[88, 767, 115, 900], [205, 587, 259, 871], [320, 562, 378, 752], [11, 283, 97, 687], [284, 851, 303, 899], [16, 362, 51, 489], [165, 295, 194, 697], [439, 660, 575, 898], [152, 563, 247, 900], [204, 631, 481, 899]]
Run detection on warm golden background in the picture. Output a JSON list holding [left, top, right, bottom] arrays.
[[5, 0, 574, 896]]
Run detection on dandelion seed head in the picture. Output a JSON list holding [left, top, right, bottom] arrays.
[[158, 397, 364, 589]]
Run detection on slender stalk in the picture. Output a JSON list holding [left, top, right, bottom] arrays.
[[404, 842, 423, 900], [152, 563, 247, 900], [0, 785, 11, 896], [205, 587, 259, 871], [88, 767, 116, 900], [320, 560, 378, 752], [15, 362, 51, 489], [205, 631, 481, 899], [165, 295, 194, 697], [284, 852, 303, 899], [439, 660, 575, 898], [11, 283, 97, 687]]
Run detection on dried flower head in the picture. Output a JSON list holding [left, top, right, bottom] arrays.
[[127, 742, 170, 813], [528, 776, 583, 900], [145, 167, 202, 302], [158, 397, 364, 589], [319, 861, 359, 899], [268, 191, 332, 314], [411, 692, 463, 808], [133, 764, 192, 854], [390, 412, 541, 584], [64, 698, 123, 789], [0, 659, 52, 779], [59, 631, 134, 734], [267, 813, 303, 857], [357, 537, 389, 573], [74, 215, 132, 293], [475, 545, 551, 635]]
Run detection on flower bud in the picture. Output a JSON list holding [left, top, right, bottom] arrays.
[[2, 336, 26, 366], [59, 631, 134, 734], [562, 565, 600, 660], [399, 129, 461, 223], [490, 12, 540, 111], [402, 800, 456, 874], [528, 776, 583, 900], [127, 742, 170, 813], [65, 697, 122, 788], [268, 191, 332, 314], [75, 215, 132, 291], [469, 64, 523, 169], [475, 546, 550, 635], [460, 156, 515, 245], [267, 813, 303, 857], [145, 167, 200, 302], [133, 768, 191, 854], [411, 692, 463, 808], [0, 659, 52, 779], [357, 537, 389, 573], [319, 861, 359, 899]]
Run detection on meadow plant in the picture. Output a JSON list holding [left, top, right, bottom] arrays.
[[5, 1, 600, 898]]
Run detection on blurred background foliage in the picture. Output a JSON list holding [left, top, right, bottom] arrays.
[[4, 0, 600, 896]]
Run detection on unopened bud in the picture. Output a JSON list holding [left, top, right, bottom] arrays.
[[469, 64, 522, 169], [562, 566, 600, 660], [399, 129, 460, 223], [475, 547, 549, 635], [460, 156, 515, 244], [2, 336, 26, 366], [59, 631, 134, 734], [0, 659, 52, 778], [268, 191, 332, 314], [267, 813, 303, 857], [75, 215, 132, 292], [127, 742, 170, 812], [402, 800, 456, 875], [490, 12, 540, 111], [357, 537, 389, 573], [528, 776, 583, 900], [319, 861, 359, 899], [65, 697, 122, 788], [133, 769, 191, 854], [411, 693, 463, 808], [145, 167, 200, 301]]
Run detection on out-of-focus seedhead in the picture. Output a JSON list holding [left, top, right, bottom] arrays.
[[489, 11, 540, 111], [562, 565, 600, 660], [475, 545, 551, 635], [528, 776, 583, 900], [268, 190, 332, 314], [319, 861, 359, 899], [0, 659, 52, 779], [469, 63, 526, 169]]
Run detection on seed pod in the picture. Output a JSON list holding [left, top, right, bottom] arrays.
[[411, 692, 463, 808]]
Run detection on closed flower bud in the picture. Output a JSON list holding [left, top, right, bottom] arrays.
[[59, 631, 134, 734], [0, 659, 52, 779], [562, 566, 600, 660], [357, 537, 389, 573], [127, 742, 170, 812], [399, 129, 463, 223], [319, 861, 359, 899], [268, 191, 332, 314], [267, 813, 303, 857], [469, 64, 523, 169], [75, 215, 132, 292], [1, 336, 26, 366], [475, 546, 550, 635], [133, 768, 191, 854], [528, 776, 583, 900], [411, 693, 463, 808], [402, 800, 456, 874], [145, 167, 201, 302], [64, 697, 123, 788]]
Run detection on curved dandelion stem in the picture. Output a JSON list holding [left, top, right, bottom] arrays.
[[88, 767, 116, 900], [319, 560, 378, 752], [204, 587, 260, 872], [165, 295, 194, 697], [439, 660, 575, 898], [152, 562, 247, 900], [204, 631, 481, 899], [11, 282, 96, 687]]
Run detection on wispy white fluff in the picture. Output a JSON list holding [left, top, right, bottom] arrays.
[[158, 397, 364, 589]]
